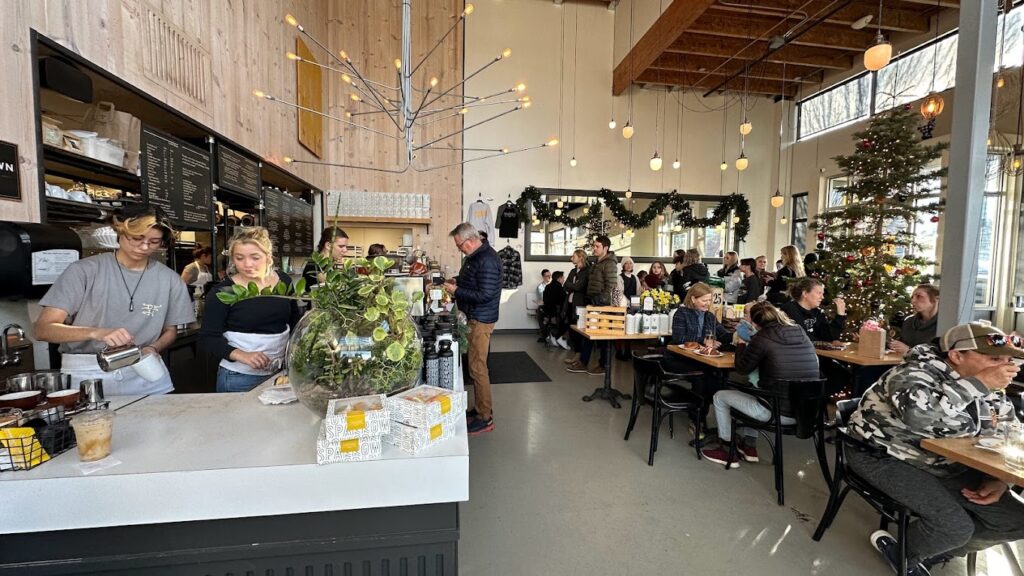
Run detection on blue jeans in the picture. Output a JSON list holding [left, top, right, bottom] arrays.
[[216, 368, 267, 393]]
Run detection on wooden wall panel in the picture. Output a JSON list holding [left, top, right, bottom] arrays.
[[327, 0, 464, 271], [0, 0, 330, 223]]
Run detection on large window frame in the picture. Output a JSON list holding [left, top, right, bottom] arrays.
[[797, 3, 1024, 140], [790, 192, 809, 254], [522, 188, 740, 263]]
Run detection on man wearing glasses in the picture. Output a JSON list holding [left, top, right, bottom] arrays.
[[445, 223, 502, 435], [848, 323, 1024, 575], [34, 205, 195, 395]]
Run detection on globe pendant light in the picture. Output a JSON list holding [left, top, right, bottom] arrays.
[[920, 94, 945, 120], [608, 118, 617, 129], [720, 161, 728, 171], [622, 122, 634, 139], [650, 151, 663, 171], [735, 152, 749, 171], [569, 156, 577, 167], [739, 120, 752, 136], [770, 189, 784, 208], [672, 159, 681, 170]]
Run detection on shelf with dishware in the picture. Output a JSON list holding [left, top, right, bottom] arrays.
[[42, 144, 140, 192]]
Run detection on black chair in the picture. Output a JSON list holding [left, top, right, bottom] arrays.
[[722, 379, 831, 506], [624, 352, 704, 466], [813, 398, 920, 575]]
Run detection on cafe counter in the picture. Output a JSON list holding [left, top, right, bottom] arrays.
[[0, 384, 468, 575]]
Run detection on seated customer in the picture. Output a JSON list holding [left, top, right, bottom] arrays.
[[781, 277, 846, 344], [662, 282, 732, 433], [848, 323, 1024, 576], [736, 257, 763, 305], [889, 284, 939, 354], [701, 302, 820, 467]]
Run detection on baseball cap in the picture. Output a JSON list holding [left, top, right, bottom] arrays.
[[940, 322, 1024, 359]]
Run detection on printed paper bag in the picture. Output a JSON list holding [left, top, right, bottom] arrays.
[[857, 324, 886, 359]]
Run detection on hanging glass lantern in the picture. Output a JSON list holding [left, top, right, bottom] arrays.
[[920, 93, 945, 120]]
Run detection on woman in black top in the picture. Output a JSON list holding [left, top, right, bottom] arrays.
[[563, 249, 590, 357], [202, 227, 301, 393], [302, 227, 349, 290], [671, 248, 710, 299], [767, 245, 805, 304]]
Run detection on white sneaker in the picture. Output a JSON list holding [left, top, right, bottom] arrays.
[[547, 335, 558, 347], [557, 337, 571, 350]]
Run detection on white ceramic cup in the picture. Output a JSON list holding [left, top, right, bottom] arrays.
[[133, 353, 166, 382]]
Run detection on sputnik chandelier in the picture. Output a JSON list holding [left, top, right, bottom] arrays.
[[252, 3, 556, 173]]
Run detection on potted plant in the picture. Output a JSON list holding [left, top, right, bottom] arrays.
[[216, 253, 423, 416]]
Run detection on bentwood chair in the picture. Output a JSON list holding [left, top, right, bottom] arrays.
[[624, 353, 704, 466], [723, 379, 830, 506]]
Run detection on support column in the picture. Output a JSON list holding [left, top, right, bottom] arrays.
[[938, 0, 998, 332]]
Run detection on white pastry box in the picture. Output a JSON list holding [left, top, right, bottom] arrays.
[[323, 394, 391, 440], [385, 419, 457, 455], [315, 428, 383, 464], [386, 386, 466, 428]]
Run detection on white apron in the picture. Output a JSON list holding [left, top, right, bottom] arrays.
[[219, 328, 290, 375], [61, 353, 173, 396], [193, 270, 213, 287]]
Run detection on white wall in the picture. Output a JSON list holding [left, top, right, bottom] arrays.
[[463, 0, 783, 330]]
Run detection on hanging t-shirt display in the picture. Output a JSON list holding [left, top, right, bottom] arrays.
[[466, 199, 494, 240], [497, 245, 522, 289], [495, 201, 520, 239]]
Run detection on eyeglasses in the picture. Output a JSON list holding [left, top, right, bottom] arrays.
[[125, 235, 165, 249], [454, 238, 469, 250], [950, 334, 1023, 350]]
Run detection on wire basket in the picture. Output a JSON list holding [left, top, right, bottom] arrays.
[[0, 417, 77, 472]]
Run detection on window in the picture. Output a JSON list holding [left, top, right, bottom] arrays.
[[797, 74, 871, 139], [798, 3, 1024, 139], [976, 160, 1007, 307], [876, 33, 957, 111], [825, 177, 850, 210], [791, 193, 809, 254], [530, 230, 545, 256]]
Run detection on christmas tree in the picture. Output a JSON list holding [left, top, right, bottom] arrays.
[[812, 104, 946, 337]]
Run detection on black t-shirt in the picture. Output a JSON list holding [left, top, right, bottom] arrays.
[[738, 274, 763, 304], [200, 274, 303, 361], [496, 202, 521, 238]]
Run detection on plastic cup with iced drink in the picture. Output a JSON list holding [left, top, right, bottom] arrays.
[[70, 410, 114, 462]]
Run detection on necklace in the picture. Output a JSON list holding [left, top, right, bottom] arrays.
[[114, 252, 149, 313]]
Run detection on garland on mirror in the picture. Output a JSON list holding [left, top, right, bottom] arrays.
[[515, 186, 751, 242]]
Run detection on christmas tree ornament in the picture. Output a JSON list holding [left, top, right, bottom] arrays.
[[930, 215, 940, 223]]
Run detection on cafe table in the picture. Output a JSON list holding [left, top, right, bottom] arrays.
[[667, 345, 736, 370], [570, 326, 660, 409], [920, 437, 1024, 576], [814, 344, 904, 368]]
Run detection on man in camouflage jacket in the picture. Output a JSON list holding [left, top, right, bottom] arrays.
[[846, 323, 1024, 575]]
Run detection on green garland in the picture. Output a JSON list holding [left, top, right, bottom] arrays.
[[515, 186, 751, 242]]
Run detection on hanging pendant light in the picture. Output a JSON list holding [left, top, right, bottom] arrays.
[[625, 189, 633, 199], [920, 94, 945, 120], [608, 118, 617, 129], [650, 151, 663, 171], [864, 0, 891, 71], [672, 159, 681, 170], [770, 189, 785, 208], [720, 161, 728, 171], [739, 119, 752, 136], [622, 122, 634, 139], [570, 156, 577, 167], [735, 152, 749, 171]]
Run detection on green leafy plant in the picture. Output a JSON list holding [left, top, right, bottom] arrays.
[[217, 254, 424, 411]]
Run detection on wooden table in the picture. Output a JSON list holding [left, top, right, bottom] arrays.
[[570, 326, 661, 408], [815, 344, 904, 367], [667, 345, 736, 369], [920, 437, 1024, 486]]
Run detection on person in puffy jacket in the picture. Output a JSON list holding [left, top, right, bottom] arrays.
[[700, 301, 820, 467], [568, 236, 616, 375], [445, 223, 502, 436]]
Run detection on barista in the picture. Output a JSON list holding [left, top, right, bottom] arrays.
[[34, 205, 195, 395], [302, 226, 348, 290], [180, 245, 214, 288]]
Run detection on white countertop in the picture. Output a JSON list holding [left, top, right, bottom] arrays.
[[0, 383, 469, 534]]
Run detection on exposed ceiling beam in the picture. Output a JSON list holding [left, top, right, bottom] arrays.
[[611, 0, 719, 95], [707, 1, 930, 34], [636, 69, 800, 97], [895, 0, 959, 8], [687, 11, 875, 51], [667, 33, 853, 70], [650, 53, 823, 84]]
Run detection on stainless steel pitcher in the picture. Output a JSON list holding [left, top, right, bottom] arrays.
[[97, 344, 141, 372]]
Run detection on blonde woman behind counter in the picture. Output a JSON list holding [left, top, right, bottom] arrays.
[[200, 227, 301, 393], [34, 205, 195, 395]]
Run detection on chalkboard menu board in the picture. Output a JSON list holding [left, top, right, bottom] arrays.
[[216, 144, 260, 199], [140, 126, 213, 229], [264, 188, 314, 257]]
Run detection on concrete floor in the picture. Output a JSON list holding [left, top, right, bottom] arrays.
[[458, 334, 1019, 576]]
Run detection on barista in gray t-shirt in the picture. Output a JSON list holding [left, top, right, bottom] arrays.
[[35, 206, 195, 395]]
